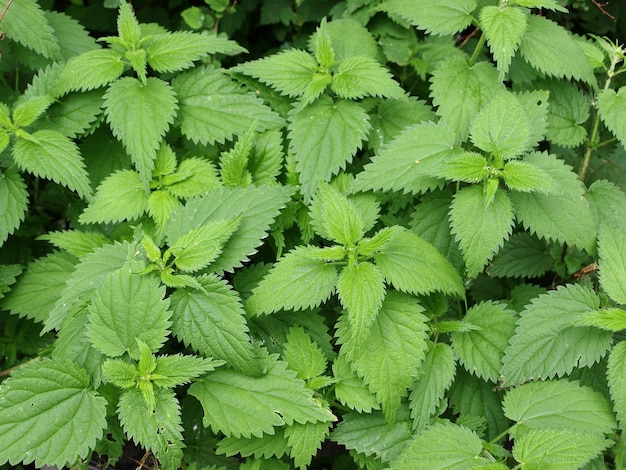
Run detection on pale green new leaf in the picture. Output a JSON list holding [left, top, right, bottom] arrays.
[[545, 79, 590, 147], [285, 421, 332, 469], [509, 152, 596, 252], [430, 57, 502, 140], [332, 353, 379, 413], [480, 6, 528, 80], [574, 308, 626, 332], [433, 151, 488, 183], [470, 89, 529, 159], [104, 77, 178, 178], [283, 326, 328, 382], [189, 351, 336, 438], [117, 0, 140, 46], [118, 388, 184, 469], [502, 159, 556, 194], [87, 269, 171, 358], [598, 225, 626, 304], [339, 291, 430, 420], [502, 379, 616, 435], [288, 97, 370, 198], [151, 354, 224, 388], [337, 261, 386, 343], [608, 341, 626, 427], [173, 66, 284, 145], [512, 428, 610, 469], [247, 246, 338, 314], [374, 228, 465, 296], [378, 0, 477, 36], [331, 55, 404, 99], [518, 15, 595, 84], [13, 129, 92, 200], [357, 226, 403, 257], [56, 49, 125, 94], [450, 185, 515, 277], [145, 31, 245, 73], [488, 232, 553, 278], [309, 182, 364, 245], [409, 342, 456, 431], [597, 87, 626, 151], [390, 421, 488, 469], [147, 189, 180, 238], [79, 170, 148, 224], [0, 358, 107, 468], [165, 157, 221, 199], [169, 274, 261, 376], [168, 216, 240, 273], [1, 251, 76, 324], [353, 121, 457, 195], [451, 301, 517, 382], [0, 0, 59, 59], [101, 358, 139, 389], [12, 96, 52, 127], [501, 284, 613, 386], [0, 168, 28, 245]]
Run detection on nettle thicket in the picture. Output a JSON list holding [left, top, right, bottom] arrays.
[[0, 0, 626, 468]]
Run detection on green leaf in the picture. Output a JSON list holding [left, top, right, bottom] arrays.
[[501, 284, 613, 386], [587, 179, 626, 232], [117, 0, 140, 46], [118, 388, 184, 469], [433, 151, 488, 183], [339, 291, 430, 421], [189, 351, 336, 438], [512, 428, 611, 469], [147, 189, 180, 237], [0, 0, 59, 59], [0, 358, 107, 468], [502, 379, 616, 435], [378, 0, 477, 36], [488, 232, 553, 278], [598, 87, 626, 152], [87, 269, 171, 358], [509, 152, 596, 252], [573, 308, 626, 332], [247, 246, 338, 314], [217, 430, 289, 460], [0, 168, 28, 246], [518, 15, 595, 84], [249, 129, 284, 186], [288, 97, 370, 198], [608, 341, 626, 428], [517, 89, 550, 150], [331, 405, 413, 463], [0, 265, 22, 300], [167, 216, 240, 273], [470, 89, 529, 159], [451, 301, 517, 382], [12, 95, 52, 127], [514, 0, 568, 12], [545, 79, 590, 148], [283, 326, 328, 382], [145, 31, 245, 73], [13, 129, 92, 200], [332, 353, 379, 413], [44, 10, 98, 60], [104, 77, 178, 179], [169, 274, 260, 376], [79, 170, 148, 224], [337, 261, 386, 343], [450, 185, 515, 277], [357, 226, 403, 257], [331, 55, 404, 99], [502, 160, 556, 194], [36, 89, 105, 139], [598, 223, 626, 305], [309, 182, 364, 245], [151, 354, 224, 388], [165, 185, 293, 273], [409, 342, 457, 431], [353, 121, 456, 195], [390, 421, 488, 469], [480, 6, 528, 80], [285, 421, 332, 469], [56, 49, 125, 94], [374, 228, 465, 296], [173, 66, 284, 146], [430, 57, 502, 140], [1, 251, 76, 323], [165, 157, 221, 199]]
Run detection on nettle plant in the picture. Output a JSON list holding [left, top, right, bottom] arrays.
[[1, 0, 626, 468]]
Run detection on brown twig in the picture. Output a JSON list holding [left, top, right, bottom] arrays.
[[573, 262, 599, 280], [592, 0, 617, 22], [0, 0, 14, 24]]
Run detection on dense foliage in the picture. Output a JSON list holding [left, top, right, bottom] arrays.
[[0, 0, 626, 468]]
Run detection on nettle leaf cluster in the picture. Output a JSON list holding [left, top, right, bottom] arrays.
[[1, 0, 626, 468]]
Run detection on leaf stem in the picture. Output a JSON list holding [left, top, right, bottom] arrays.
[[468, 31, 486, 67]]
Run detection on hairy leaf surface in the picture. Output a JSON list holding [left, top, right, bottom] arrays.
[[57, 49, 125, 93], [0, 169, 28, 246], [608, 341, 626, 428], [285, 421, 332, 469], [331, 55, 404, 99], [488, 232, 553, 278], [480, 6, 528, 80], [378, 0, 477, 36], [598, 223, 626, 304]]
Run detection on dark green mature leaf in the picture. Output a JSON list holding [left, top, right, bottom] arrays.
[[597, 223, 626, 304], [545, 79, 590, 147], [104, 77, 178, 179], [375, 228, 465, 296], [189, 351, 336, 438], [608, 341, 626, 428], [586, 179, 626, 231], [450, 185, 515, 277], [332, 354, 379, 413], [44, 10, 98, 60], [503, 379, 616, 435], [288, 97, 370, 198], [169, 274, 260, 376], [36, 89, 105, 138], [0, 168, 28, 246], [87, 269, 171, 358], [451, 301, 517, 382], [0, 358, 107, 468], [488, 232, 553, 278], [501, 284, 613, 386], [378, 0, 477, 36], [0, 0, 59, 59], [597, 86, 626, 149], [13, 129, 92, 199], [173, 66, 284, 146], [480, 5, 528, 80], [217, 429, 289, 460]]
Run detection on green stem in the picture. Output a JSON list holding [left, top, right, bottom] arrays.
[[468, 32, 487, 67], [488, 423, 515, 447]]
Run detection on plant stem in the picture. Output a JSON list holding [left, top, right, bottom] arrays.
[[468, 32, 486, 67]]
